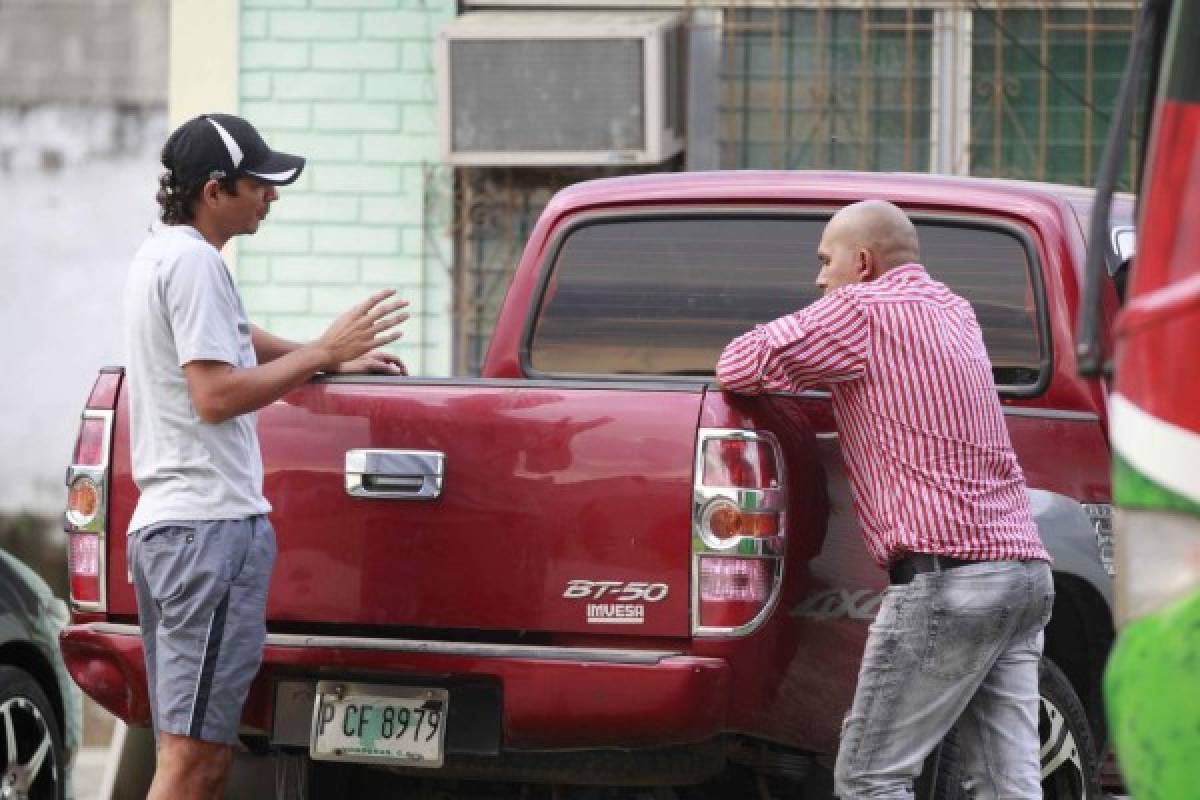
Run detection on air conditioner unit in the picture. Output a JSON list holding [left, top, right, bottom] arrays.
[[437, 11, 686, 167]]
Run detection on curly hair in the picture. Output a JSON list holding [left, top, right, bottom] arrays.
[[155, 167, 240, 225]]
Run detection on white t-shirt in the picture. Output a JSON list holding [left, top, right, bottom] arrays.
[[123, 225, 272, 532]]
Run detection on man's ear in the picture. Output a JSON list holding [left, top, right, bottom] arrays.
[[857, 249, 873, 281], [200, 178, 223, 208]]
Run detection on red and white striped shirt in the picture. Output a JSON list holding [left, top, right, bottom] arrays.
[[717, 262, 1049, 567]]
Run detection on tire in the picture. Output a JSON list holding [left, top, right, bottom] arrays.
[[1037, 658, 1102, 799], [0, 665, 66, 800], [932, 657, 1102, 799]]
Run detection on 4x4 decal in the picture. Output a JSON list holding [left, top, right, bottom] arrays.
[[791, 589, 883, 621]]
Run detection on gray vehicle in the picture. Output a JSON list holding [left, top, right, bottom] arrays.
[[0, 548, 81, 800]]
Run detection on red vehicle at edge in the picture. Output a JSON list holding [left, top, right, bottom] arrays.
[[63, 171, 1126, 796], [1075, 1, 1200, 796]]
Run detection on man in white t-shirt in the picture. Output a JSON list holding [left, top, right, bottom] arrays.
[[123, 113, 409, 800]]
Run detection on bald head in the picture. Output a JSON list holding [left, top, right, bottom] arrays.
[[816, 200, 920, 293]]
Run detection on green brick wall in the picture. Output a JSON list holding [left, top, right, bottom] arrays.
[[239, 0, 453, 375]]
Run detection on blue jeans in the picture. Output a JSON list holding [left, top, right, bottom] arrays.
[[834, 559, 1054, 799]]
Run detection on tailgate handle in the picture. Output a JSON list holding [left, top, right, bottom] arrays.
[[345, 450, 445, 500]]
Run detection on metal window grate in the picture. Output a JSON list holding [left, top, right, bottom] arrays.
[[970, 5, 1141, 188], [718, 8, 934, 172], [714, 2, 1140, 186]]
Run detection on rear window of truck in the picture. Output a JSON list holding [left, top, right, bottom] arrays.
[[528, 214, 1046, 390]]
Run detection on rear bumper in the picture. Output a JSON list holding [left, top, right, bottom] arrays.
[[60, 623, 730, 750]]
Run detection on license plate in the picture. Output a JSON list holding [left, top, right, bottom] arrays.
[[310, 682, 449, 768]]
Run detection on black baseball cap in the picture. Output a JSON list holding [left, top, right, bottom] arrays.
[[162, 113, 305, 187]]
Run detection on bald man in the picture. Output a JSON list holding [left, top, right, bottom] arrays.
[[718, 200, 1052, 798]]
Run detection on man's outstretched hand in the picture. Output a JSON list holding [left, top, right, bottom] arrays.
[[316, 289, 409, 371], [333, 350, 408, 375]]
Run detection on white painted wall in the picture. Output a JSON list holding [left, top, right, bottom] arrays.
[[0, 109, 165, 513], [0, 0, 167, 106]]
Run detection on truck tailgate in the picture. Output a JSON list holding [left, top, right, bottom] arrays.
[[106, 379, 703, 638]]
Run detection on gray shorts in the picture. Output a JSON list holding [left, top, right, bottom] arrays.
[[129, 515, 276, 744]]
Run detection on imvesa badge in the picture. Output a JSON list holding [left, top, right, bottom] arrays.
[[562, 580, 669, 625]]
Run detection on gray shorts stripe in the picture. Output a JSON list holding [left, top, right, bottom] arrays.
[[189, 589, 231, 738], [130, 515, 276, 744]]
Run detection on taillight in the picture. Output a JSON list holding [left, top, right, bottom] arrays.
[[68, 532, 101, 605], [701, 439, 779, 489], [692, 429, 786, 635], [65, 370, 120, 613], [701, 500, 780, 541], [86, 371, 121, 410], [72, 417, 107, 466], [698, 556, 774, 628]]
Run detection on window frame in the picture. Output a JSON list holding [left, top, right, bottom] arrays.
[[519, 207, 1053, 398]]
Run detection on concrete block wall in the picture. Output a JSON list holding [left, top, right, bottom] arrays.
[[239, 0, 454, 376], [0, 0, 167, 105]]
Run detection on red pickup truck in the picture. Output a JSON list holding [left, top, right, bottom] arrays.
[[61, 171, 1126, 797]]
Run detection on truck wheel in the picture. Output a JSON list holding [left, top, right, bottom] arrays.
[[932, 658, 1101, 799], [0, 666, 66, 800], [1038, 658, 1102, 799]]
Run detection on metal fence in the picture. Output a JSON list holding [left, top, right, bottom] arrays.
[[715, 1, 1141, 186], [719, 7, 935, 172], [431, 165, 666, 374]]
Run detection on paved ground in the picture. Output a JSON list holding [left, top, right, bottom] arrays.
[[69, 745, 1133, 800], [71, 747, 110, 800], [68, 715, 1134, 800]]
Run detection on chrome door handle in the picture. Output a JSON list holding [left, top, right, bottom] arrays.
[[345, 449, 445, 500]]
